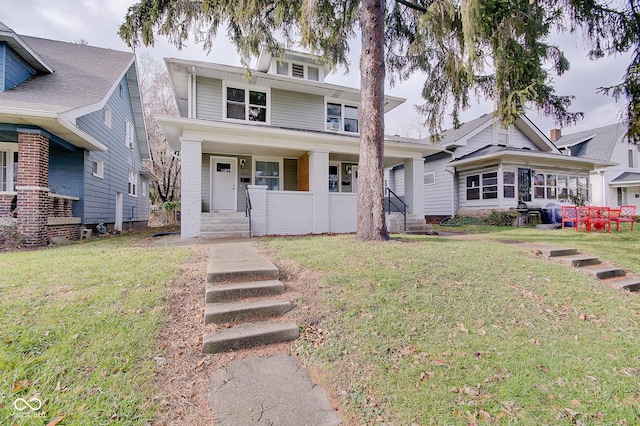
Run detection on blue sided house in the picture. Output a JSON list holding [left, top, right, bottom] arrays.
[[0, 22, 151, 246]]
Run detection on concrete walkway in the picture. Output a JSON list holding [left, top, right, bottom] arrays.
[[204, 239, 341, 425]]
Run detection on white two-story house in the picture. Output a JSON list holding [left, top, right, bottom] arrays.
[[159, 50, 442, 239]]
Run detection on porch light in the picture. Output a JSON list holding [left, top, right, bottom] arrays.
[[346, 165, 352, 175], [240, 159, 246, 168]]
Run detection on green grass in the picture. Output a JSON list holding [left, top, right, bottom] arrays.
[[261, 232, 640, 425], [0, 233, 189, 425]]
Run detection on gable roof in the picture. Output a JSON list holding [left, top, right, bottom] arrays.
[[610, 171, 640, 187], [0, 26, 148, 157], [554, 122, 628, 162], [433, 112, 559, 153], [0, 21, 52, 73]]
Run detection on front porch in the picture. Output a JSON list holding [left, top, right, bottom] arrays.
[[160, 117, 442, 239]]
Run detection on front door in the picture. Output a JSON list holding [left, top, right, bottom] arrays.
[[210, 156, 237, 211], [518, 168, 532, 202]]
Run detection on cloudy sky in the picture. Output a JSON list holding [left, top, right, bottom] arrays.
[[2, 0, 632, 138]]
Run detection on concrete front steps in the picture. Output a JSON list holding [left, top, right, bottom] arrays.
[[201, 212, 250, 239], [532, 245, 640, 293], [387, 213, 435, 235], [202, 242, 299, 354]]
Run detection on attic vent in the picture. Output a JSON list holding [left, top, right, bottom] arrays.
[[292, 63, 304, 78]]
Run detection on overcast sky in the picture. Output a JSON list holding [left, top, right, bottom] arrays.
[[2, 0, 632, 139]]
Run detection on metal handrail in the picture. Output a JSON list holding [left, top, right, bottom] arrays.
[[245, 185, 252, 238], [386, 187, 408, 232]]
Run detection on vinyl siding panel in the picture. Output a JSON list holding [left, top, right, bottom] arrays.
[[271, 89, 324, 131], [3, 44, 36, 91], [424, 155, 454, 216], [0, 44, 5, 91], [196, 77, 223, 121], [77, 73, 149, 224]]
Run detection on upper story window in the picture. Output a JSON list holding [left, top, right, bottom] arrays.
[[103, 105, 112, 128], [0, 146, 18, 193], [224, 83, 270, 124], [629, 149, 638, 168], [125, 120, 135, 149], [275, 61, 321, 81], [326, 101, 359, 133]]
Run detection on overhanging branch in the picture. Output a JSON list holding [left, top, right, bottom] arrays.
[[394, 0, 428, 13]]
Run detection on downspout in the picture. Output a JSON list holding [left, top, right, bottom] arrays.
[[445, 166, 456, 218]]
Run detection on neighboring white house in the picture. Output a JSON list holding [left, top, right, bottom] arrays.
[[553, 122, 640, 209], [158, 50, 442, 238], [393, 113, 614, 219]]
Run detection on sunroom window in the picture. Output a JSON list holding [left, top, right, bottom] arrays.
[[465, 171, 498, 200]]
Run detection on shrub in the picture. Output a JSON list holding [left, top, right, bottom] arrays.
[[487, 210, 518, 226]]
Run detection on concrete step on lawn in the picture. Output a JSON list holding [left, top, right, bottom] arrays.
[[542, 247, 579, 258], [207, 243, 279, 283], [202, 321, 299, 354], [606, 277, 640, 292], [554, 254, 601, 267], [206, 280, 284, 303], [579, 265, 626, 280], [205, 299, 292, 324]]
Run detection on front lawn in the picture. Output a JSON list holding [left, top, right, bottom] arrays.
[[261, 231, 640, 425], [0, 234, 189, 425]]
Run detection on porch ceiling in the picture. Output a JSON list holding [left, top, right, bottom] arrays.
[[158, 116, 443, 166]]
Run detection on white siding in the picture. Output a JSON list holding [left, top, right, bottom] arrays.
[[196, 77, 222, 121], [424, 155, 454, 216], [271, 89, 324, 131]]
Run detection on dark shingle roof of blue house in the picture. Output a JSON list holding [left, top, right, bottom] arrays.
[[554, 122, 628, 161], [0, 35, 134, 114]]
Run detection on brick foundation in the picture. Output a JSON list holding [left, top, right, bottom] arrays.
[[45, 224, 84, 242]]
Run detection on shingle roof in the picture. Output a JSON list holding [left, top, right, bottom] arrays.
[[611, 171, 640, 183], [554, 122, 627, 162], [453, 144, 534, 161], [431, 113, 494, 147], [0, 36, 133, 115]]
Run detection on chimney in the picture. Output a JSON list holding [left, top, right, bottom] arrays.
[[550, 128, 561, 142]]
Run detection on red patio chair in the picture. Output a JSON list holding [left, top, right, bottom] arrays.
[[587, 206, 611, 233], [561, 206, 577, 229], [575, 206, 591, 232], [611, 205, 636, 231]]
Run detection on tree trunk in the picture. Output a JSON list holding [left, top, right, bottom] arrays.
[[357, 0, 389, 241]]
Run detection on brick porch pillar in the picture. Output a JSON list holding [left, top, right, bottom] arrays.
[[16, 130, 50, 246]]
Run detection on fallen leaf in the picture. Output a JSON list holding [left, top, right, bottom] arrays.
[[12, 380, 32, 391], [401, 345, 416, 355], [46, 415, 66, 426], [431, 359, 448, 366], [456, 323, 469, 333], [556, 377, 565, 388], [570, 399, 582, 407]]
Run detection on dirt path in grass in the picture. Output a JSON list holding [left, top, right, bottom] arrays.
[[150, 243, 345, 425]]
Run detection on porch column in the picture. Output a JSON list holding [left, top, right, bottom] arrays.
[[16, 130, 50, 246], [404, 157, 424, 216], [180, 138, 202, 239], [308, 150, 329, 234]]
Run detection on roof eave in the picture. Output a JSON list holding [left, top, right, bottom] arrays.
[[449, 150, 616, 170], [0, 28, 53, 73]]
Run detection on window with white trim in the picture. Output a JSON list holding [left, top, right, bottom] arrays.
[[92, 158, 104, 178], [326, 101, 359, 133], [0, 145, 18, 193], [224, 84, 269, 123], [128, 170, 137, 196], [125, 120, 135, 149], [254, 158, 281, 190], [103, 105, 112, 128], [503, 171, 516, 198], [142, 182, 148, 197], [424, 172, 435, 186], [466, 171, 498, 200]]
